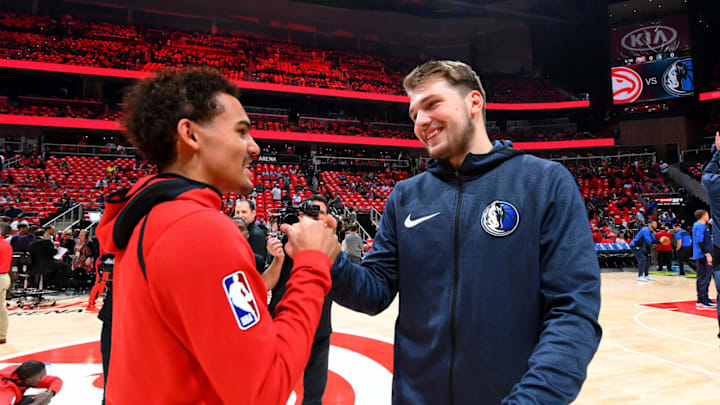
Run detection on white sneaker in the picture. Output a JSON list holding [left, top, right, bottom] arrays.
[[645, 276, 656, 281], [638, 276, 648, 282]]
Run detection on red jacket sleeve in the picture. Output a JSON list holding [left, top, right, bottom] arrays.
[[145, 212, 331, 404], [35, 374, 62, 394]]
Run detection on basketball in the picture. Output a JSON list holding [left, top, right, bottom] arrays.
[[660, 236, 671, 245]]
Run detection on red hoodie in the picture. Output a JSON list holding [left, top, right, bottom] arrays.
[[96, 174, 331, 404], [0, 365, 62, 403]]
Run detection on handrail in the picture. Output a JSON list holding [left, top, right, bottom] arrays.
[[370, 207, 382, 228], [313, 155, 410, 168], [549, 152, 655, 164], [2, 155, 22, 169], [43, 203, 84, 232]]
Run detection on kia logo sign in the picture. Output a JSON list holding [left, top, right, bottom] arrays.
[[621, 25, 677, 52], [612, 67, 643, 104]]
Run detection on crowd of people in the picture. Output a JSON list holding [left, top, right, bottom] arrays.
[[0, 11, 578, 101]]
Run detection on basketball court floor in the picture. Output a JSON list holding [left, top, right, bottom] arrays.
[[1, 271, 719, 404]]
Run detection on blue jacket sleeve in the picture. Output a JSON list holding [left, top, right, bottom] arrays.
[[502, 164, 602, 404], [701, 150, 720, 193], [643, 228, 655, 245], [330, 187, 400, 315]]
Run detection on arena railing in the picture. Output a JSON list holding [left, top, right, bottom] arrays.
[[43, 203, 84, 233], [680, 148, 712, 163], [44, 142, 138, 158], [312, 155, 410, 172], [550, 152, 656, 166]]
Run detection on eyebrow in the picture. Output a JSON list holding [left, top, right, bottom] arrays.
[[236, 119, 251, 127], [408, 94, 437, 120]]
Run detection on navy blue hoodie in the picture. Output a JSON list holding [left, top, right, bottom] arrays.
[[331, 140, 602, 404], [701, 149, 720, 248]]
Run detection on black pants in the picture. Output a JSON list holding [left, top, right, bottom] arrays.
[[302, 334, 330, 405], [676, 246, 693, 274], [657, 250, 673, 272], [32, 261, 70, 290], [696, 256, 713, 301]]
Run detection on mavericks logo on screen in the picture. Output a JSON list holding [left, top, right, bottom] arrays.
[[662, 58, 693, 97]]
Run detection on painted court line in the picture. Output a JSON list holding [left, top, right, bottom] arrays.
[[633, 308, 719, 348], [603, 341, 720, 378]]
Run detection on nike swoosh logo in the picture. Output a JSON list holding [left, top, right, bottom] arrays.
[[404, 212, 441, 228]]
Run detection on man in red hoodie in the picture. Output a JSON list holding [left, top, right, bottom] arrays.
[[96, 68, 340, 404], [0, 360, 62, 405]]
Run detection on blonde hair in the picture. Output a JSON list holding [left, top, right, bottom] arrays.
[[403, 60, 486, 122]]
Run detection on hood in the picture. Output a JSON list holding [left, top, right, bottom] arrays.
[[427, 140, 525, 181], [96, 173, 222, 255]]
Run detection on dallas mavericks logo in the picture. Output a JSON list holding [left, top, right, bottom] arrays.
[[223, 271, 260, 330], [662, 58, 693, 97], [481, 201, 520, 237]]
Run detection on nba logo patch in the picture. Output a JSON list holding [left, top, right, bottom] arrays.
[[222, 271, 260, 330], [481, 200, 520, 237]]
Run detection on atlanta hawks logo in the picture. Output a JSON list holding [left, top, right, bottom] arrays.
[[0, 331, 393, 405], [612, 66, 643, 104], [481, 201, 520, 237]]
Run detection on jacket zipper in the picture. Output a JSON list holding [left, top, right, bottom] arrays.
[[449, 172, 463, 405]]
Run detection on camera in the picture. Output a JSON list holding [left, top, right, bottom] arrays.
[[267, 201, 322, 245], [276, 201, 322, 226]]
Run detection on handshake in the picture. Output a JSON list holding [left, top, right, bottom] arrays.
[[280, 215, 341, 263]]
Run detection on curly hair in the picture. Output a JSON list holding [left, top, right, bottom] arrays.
[[121, 68, 241, 170]]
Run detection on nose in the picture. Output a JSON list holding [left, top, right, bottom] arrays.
[[414, 110, 430, 136], [247, 133, 260, 156]]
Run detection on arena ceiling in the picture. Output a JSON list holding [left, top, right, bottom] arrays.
[[67, 0, 588, 35]]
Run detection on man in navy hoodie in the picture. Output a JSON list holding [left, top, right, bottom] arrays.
[[700, 132, 720, 332], [330, 60, 602, 404]]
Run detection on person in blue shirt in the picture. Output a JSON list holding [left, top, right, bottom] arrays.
[[691, 209, 716, 310], [673, 223, 693, 276], [329, 60, 601, 405], [630, 220, 657, 282]]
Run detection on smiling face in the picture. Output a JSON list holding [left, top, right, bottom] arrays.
[[193, 93, 259, 194], [408, 76, 477, 168]]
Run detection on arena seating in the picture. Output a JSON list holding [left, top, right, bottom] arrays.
[[319, 169, 406, 212], [248, 113, 289, 132], [0, 97, 121, 120], [1, 155, 154, 224], [564, 158, 671, 237], [222, 163, 311, 222], [0, 11, 576, 101], [493, 130, 595, 142], [483, 77, 576, 103], [298, 117, 364, 136], [0, 99, 597, 143]]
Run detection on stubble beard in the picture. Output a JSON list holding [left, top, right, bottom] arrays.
[[429, 111, 475, 164]]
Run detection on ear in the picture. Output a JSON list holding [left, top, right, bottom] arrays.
[[176, 118, 200, 151], [467, 90, 484, 118]]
